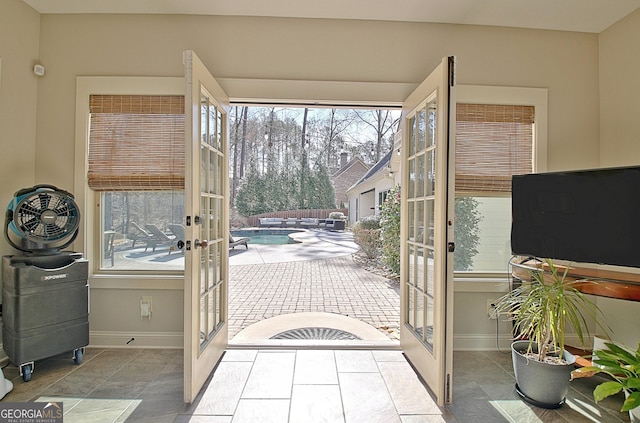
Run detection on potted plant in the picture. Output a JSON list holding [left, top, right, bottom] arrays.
[[494, 258, 607, 408], [575, 341, 640, 422]]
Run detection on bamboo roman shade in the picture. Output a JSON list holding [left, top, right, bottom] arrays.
[[455, 103, 534, 193], [88, 95, 185, 191]]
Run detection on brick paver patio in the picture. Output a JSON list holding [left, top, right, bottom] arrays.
[[228, 254, 400, 340]]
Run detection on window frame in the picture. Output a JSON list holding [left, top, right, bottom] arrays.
[[453, 85, 548, 288], [74, 76, 185, 289]]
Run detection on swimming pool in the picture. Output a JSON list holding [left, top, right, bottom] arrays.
[[231, 229, 303, 245]]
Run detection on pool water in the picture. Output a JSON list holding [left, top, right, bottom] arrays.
[[231, 229, 301, 245]]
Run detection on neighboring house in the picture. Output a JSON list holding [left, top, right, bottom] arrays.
[[346, 134, 401, 226], [331, 152, 370, 210]]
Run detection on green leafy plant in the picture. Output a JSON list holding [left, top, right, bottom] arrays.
[[576, 342, 640, 412], [328, 211, 346, 220], [352, 216, 381, 259], [494, 258, 607, 363], [379, 185, 400, 275]]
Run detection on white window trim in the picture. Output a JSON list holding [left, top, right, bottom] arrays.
[[454, 85, 548, 292], [74, 76, 185, 290]]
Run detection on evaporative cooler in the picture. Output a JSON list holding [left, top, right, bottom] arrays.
[[2, 184, 89, 381]]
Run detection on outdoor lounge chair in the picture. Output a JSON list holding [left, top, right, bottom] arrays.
[[129, 221, 158, 251], [144, 223, 177, 254], [229, 232, 250, 249]]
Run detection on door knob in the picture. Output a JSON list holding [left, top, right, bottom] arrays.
[[194, 239, 208, 249]]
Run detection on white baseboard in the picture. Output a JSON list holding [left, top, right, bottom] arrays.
[[89, 331, 183, 349], [454, 333, 514, 351]]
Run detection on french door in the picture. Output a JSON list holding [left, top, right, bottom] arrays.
[[400, 56, 456, 406], [183, 50, 230, 403]]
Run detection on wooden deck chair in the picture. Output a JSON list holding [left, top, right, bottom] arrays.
[[128, 222, 158, 251], [144, 223, 177, 253]]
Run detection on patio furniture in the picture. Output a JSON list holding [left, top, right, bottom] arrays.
[[230, 232, 250, 249], [104, 230, 116, 267], [128, 222, 158, 251], [299, 218, 319, 229], [144, 223, 177, 254], [285, 218, 299, 227], [324, 219, 346, 231], [258, 217, 284, 227]]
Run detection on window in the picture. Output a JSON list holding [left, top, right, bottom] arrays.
[[453, 86, 547, 274], [88, 94, 185, 271], [378, 189, 390, 211]]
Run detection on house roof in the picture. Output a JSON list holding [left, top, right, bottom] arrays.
[[348, 149, 393, 191], [332, 157, 369, 179]]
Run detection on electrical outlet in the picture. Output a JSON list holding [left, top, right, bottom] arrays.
[[486, 299, 498, 320], [141, 296, 153, 320]]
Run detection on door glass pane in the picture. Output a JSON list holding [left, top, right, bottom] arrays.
[[209, 103, 216, 147], [217, 108, 224, 151], [426, 249, 435, 297], [418, 246, 426, 292], [408, 245, 415, 286], [408, 201, 415, 242], [217, 198, 224, 239], [408, 287, 415, 329], [217, 154, 225, 194], [409, 116, 416, 156], [416, 200, 425, 244], [427, 149, 436, 196], [426, 294, 434, 347], [208, 289, 215, 335], [200, 95, 208, 145], [427, 99, 436, 147], [200, 145, 207, 193], [416, 290, 425, 342], [417, 107, 426, 152], [200, 291, 208, 347], [416, 154, 425, 197], [408, 158, 415, 199], [209, 150, 216, 194], [426, 199, 435, 247]]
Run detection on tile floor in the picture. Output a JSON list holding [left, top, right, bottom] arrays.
[[0, 346, 631, 423]]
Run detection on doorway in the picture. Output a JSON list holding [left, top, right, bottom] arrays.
[[225, 105, 403, 346]]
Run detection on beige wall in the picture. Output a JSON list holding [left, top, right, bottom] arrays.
[[0, 0, 40, 258], [599, 8, 640, 167], [597, 9, 640, 349], [5, 8, 637, 350]]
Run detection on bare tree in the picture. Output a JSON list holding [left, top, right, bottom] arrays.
[[354, 109, 400, 162]]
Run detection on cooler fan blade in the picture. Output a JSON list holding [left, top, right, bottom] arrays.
[[19, 203, 42, 217], [53, 204, 71, 217], [44, 223, 67, 239], [19, 216, 40, 233], [38, 193, 51, 210]]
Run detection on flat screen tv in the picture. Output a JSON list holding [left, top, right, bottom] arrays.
[[511, 166, 640, 268]]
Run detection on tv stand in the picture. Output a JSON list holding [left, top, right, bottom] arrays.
[[511, 258, 640, 302]]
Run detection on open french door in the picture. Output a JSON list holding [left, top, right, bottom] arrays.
[[400, 56, 456, 406], [183, 50, 230, 403]]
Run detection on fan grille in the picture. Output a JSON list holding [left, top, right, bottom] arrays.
[[14, 191, 80, 243]]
